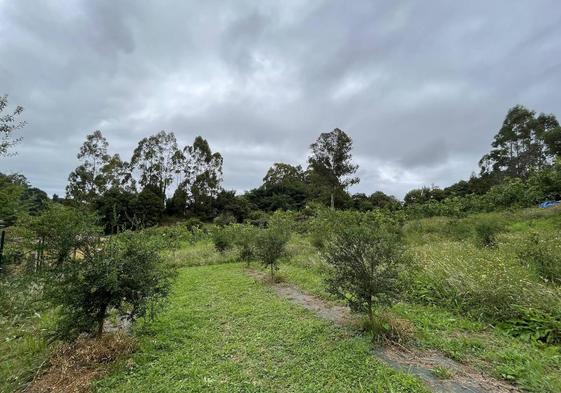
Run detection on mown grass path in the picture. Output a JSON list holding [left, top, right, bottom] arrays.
[[95, 264, 428, 392]]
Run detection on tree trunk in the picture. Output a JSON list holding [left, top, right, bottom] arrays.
[[367, 301, 375, 341], [96, 305, 107, 338], [330, 192, 335, 210]]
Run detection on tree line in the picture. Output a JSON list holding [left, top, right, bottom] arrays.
[[3, 91, 561, 229]]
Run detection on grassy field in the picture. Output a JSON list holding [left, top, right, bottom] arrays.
[[262, 212, 561, 393], [3, 207, 561, 392], [94, 264, 428, 392]]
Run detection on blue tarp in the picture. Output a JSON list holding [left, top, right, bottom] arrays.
[[539, 201, 560, 208]]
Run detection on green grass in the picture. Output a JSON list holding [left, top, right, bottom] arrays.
[[271, 238, 561, 393], [95, 264, 428, 392], [0, 278, 54, 393]]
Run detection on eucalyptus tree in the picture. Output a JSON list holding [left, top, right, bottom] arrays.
[[479, 105, 561, 179], [0, 94, 26, 157], [307, 128, 359, 209], [130, 130, 183, 200], [179, 136, 223, 217], [66, 130, 111, 204]]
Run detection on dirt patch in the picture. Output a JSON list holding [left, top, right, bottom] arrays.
[[246, 270, 353, 325], [246, 269, 520, 393], [25, 332, 135, 393]]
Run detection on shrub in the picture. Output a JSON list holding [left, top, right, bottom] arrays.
[[12, 204, 101, 270], [185, 217, 203, 232], [309, 208, 402, 250], [211, 226, 232, 253], [255, 227, 290, 281], [46, 232, 174, 339], [213, 212, 236, 227], [232, 224, 258, 266], [322, 225, 408, 339]]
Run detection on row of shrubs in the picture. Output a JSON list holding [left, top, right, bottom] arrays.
[[206, 207, 561, 344]]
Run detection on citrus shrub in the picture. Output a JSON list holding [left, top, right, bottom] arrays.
[[231, 224, 258, 266], [211, 226, 233, 253], [322, 225, 408, 339], [255, 226, 290, 281], [46, 231, 175, 339]]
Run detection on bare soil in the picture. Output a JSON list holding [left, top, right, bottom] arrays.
[[246, 269, 520, 393]]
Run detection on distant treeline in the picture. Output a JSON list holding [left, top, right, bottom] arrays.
[[3, 104, 561, 231]]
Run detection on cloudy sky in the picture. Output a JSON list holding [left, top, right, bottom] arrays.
[[1, 0, 561, 198]]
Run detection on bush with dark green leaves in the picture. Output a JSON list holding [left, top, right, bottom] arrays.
[[213, 212, 237, 227], [322, 225, 407, 339], [308, 208, 403, 250], [255, 227, 290, 280], [13, 203, 101, 270], [232, 224, 258, 265], [211, 226, 233, 253], [46, 232, 174, 339]]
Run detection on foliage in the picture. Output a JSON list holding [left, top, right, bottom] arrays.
[[184, 217, 203, 232], [307, 128, 359, 209], [322, 225, 407, 338], [130, 130, 181, 198], [407, 241, 561, 323], [255, 226, 290, 280], [231, 224, 258, 265], [213, 211, 236, 226], [67, 131, 134, 205], [479, 105, 561, 179], [309, 207, 403, 250], [46, 231, 174, 339], [0, 94, 25, 157], [0, 173, 48, 226], [501, 306, 561, 344], [12, 204, 101, 270], [211, 226, 233, 253]]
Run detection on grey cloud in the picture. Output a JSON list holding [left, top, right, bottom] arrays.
[[2, 0, 561, 198]]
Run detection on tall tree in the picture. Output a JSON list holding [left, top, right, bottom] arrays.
[[479, 106, 560, 179], [66, 131, 111, 204], [0, 95, 26, 157], [307, 128, 359, 209], [263, 163, 305, 189], [130, 131, 182, 199], [179, 136, 223, 218]]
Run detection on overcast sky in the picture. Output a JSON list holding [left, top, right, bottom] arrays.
[[1, 0, 561, 198]]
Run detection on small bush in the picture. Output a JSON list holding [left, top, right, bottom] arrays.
[[185, 217, 203, 232], [213, 212, 236, 227], [232, 224, 258, 265], [46, 232, 174, 339], [211, 227, 233, 253], [255, 227, 290, 281], [323, 225, 408, 339], [502, 307, 561, 344]]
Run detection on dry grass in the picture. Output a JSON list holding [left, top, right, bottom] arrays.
[[25, 332, 135, 393]]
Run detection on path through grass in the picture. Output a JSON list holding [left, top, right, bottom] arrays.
[[95, 263, 427, 392]]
